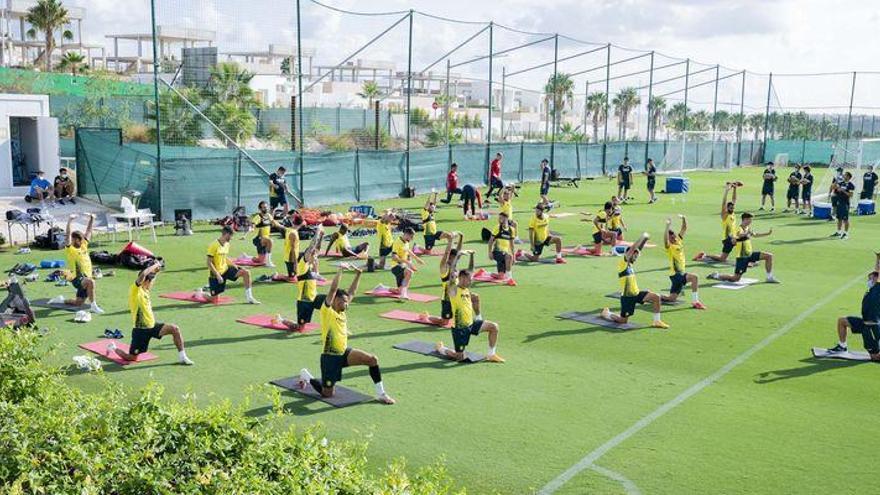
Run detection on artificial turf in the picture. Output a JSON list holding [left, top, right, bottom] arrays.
[[25, 166, 878, 494]]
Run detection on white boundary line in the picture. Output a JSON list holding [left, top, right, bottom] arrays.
[[589, 465, 641, 495], [538, 275, 860, 494]]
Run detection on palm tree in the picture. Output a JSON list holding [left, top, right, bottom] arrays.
[[666, 103, 690, 132], [205, 62, 261, 145], [544, 73, 575, 135], [147, 88, 203, 146], [690, 110, 711, 132], [357, 80, 382, 108], [747, 113, 765, 142], [611, 87, 641, 140], [25, 0, 72, 72], [57, 51, 85, 76], [712, 110, 732, 132], [585, 91, 607, 143], [647, 95, 666, 140]]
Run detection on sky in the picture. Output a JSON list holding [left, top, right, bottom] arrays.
[[75, 0, 880, 113]]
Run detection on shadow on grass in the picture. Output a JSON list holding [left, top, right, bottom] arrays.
[[769, 237, 834, 246], [753, 357, 863, 384], [522, 306, 695, 343]]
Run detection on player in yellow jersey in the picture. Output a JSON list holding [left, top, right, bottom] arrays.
[[580, 201, 615, 256], [108, 261, 193, 365], [695, 181, 741, 263], [425, 232, 466, 326], [487, 212, 517, 282], [498, 186, 515, 224], [375, 209, 396, 269], [609, 196, 627, 241], [277, 228, 325, 331], [275, 210, 304, 281], [49, 214, 104, 313], [384, 228, 425, 299], [297, 266, 395, 405], [518, 203, 565, 263], [324, 224, 369, 258], [660, 216, 705, 310], [435, 249, 505, 362], [600, 233, 670, 329], [420, 192, 453, 254], [249, 201, 283, 267], [207, 226, 259, 304], [708, 212, 780, 284]]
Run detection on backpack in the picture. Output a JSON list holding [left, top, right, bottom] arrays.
[[119, 252, 155, 270], [481, 227, 492, 242], [7, 263, 36, 276], [33, 227, 65, 250], [90, 250, 119, 265]]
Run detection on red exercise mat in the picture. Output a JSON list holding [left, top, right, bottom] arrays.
[[159, 292, 234, 305], [380, 309, 451, 328], [232, 256, 266, 267], [79, 339, 158, 366], [364, 288, 439, 303], [236, 314, 318, 333]]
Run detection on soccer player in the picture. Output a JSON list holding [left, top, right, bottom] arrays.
[[539, 158, 552, 207], [277, 229, 326, 332], [207, 226, 259, 304], [441, 163, 462, 204], [108, 261, 194, 365], [386, 228, 425, 299], [708, 212, 780, 284], [861, 165, 878, 201], [759, 161, 776, 211], [829, 167, 845, 221], [250, 200, 283, 267], [486, 152, 504, 200], [617, 157, 634, 203], [609, 196, 627, 241], [298, 266, 396, 405], [694, 182, 740, 263], [801, 166, 814, 215], [426, 233, 466, 327], [268, 166, 290, 214], [831, 171, 855, 239], [645, 158, 658, 204], [785, 164, 803, 213], [487, 212, 517, 281], [461, 183, 479, 219], [49, 214, 104, 314], [519, 203, 565, 264], [823, 252, 880, 361], [375, 209, 396, 270], [498, 185, 515, 225], [324, 224, 369, 258], [435, 251, 506, 363], [583, 201, 615, 256], [661, 216, 705, 309], [600, 233, 670, 329], [279, 211, 303, 281], [421, 192, 452, 254]]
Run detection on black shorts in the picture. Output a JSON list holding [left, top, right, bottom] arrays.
[[350, 243, 367, 255], [669, 273, 688, 294], [860, 190, 874, 200], [71, 275, 89, 299], [490, 176, 503, 189], [647, 178, 656, 191], [722, 238, 735, 254], [452, 320, 483, 352], [379, 244, 393, 257], [620, 180, 631, 190], [130, 323, 164, 355], [296, 299, 317, 325], [252, 236, 267, 255], [391, 264, 407, 287], [208, 267, 240, 296], [441, 299, 453, 320], [492, 250, 509, 273], [735, 252, 762, 275], [835, 203, 850, 221], [532, 237, 551, 256], [540, 183, 550, 196], [845, 316, 880, 354], [610, 228, 623, 237], [787, 187, 799, 200], [285, 261, 295, 278], [620, 291, 648, 318], [320, 348, 351, 388], [424, 231, 443, 250], [802, 188, 812, 201], [270, 195, 287, 209], [762, 184, 774, 196], [592, 232, 603, 244]]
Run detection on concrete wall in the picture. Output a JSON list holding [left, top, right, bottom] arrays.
[[0, 94, 57, 195]]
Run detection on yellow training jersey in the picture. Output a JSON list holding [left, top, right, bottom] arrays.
[[421, 208, 437, 235], [392, 237, 410, 266], [377, 219, 393, 248], [65, 239, 92, 279], [666, 235, 686, 275], [529, 213, 550, 243], [440, 267, 451, 301], [593, 210, 609, 234], [333, 234, 351, 252], [722, 213, 737, 240], [128, 282, 155, 329], [207, 240, 230, 274], [450, 287, 475, 329], [319, 303, 348, 355], [283, 228, 299, 263], [610, 209, 623, 230], [735, 226, 753, 258], [617, 258, 640, 297], [499, 199, 513, 219], [492, 224, 516, 252], [251, 213, 272, 238], [295, 255, 316, 302]]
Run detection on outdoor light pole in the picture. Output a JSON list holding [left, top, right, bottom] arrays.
[[550, 34, 558, 167], [845, 71, 857, 159], [445, 59, 451, 149], [405, 10, 414, 190], [682, 59, 690, 133], [737, 70, 746, 165], [582, 80, 589, 141], [149, 0, 162, 214], [762, 72, 772, 162], [602, 43, 611, 174], [500, 66, 506, 140], [710, 64, 719, 166], [486, 22, 494, 173], [644, 50, 654, 165], [295, 0, 305, 203]]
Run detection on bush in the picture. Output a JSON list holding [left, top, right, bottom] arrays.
[[0, 328, 461, 494], [123, 123, 153, 144]]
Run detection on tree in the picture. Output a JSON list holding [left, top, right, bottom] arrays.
[[280, 57, 291, 75], [689, 110, 711, 132], [647, 95, 666, 140], [666, 103, 690, 132], [57, 51, 85, 76], [147, 88, 203, 146], [747, 113, 765, 142], [25, 0, 72, 72], [357, 80, 382, 108], [544, 73, 575, 135], [207, 100, 257, 145], [204, 62, 261, 145], [611, 87, 640, 140], [712, 110, 732, 132], [558, 122, 585, 143], [586, 91, 607, 143]]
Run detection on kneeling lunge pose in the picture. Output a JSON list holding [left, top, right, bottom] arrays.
[[708, 212, 780, 284], [519, 203, 564, 263], [49, 214, 104, 314], [325, 224, 369, 258], [277, 228, 326, 331], [207, 226, 259, 304], [824, 252, 880, 361], [661, 215, 705, 309], [600, 233, 670, 329]]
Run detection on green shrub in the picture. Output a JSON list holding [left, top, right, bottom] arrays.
[[0, 329, 461, 494]]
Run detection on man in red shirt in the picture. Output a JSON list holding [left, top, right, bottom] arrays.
[[486, 152, 504, 200], [441, 163, 462, 204]]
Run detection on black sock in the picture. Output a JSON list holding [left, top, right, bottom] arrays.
[[369, 365, 382, 384], [309, 378, 323, 393]]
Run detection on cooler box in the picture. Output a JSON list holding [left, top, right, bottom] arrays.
[[813, 202, 832, 219], [857, 200, 875, 215], [666, 176, 689, 194]]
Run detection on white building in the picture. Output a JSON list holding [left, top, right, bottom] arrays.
[[0, 93, 58, 195]]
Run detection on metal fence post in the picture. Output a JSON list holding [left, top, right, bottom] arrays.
[[601, 43, 610, 175], [149, 0, 162, 217], [644, 51, 654, 164], [374, 100, 380, 149], [296, 0, 305, 204], [404, 10, 414, 190], [549, 34, 559, 168], [762, 72, 772, 162], [355, 148, 361, 201], [736, 71, 745, 165]]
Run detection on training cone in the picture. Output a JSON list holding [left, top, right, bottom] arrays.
[[121, 241, 155, 258]]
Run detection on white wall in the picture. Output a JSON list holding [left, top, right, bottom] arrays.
[[0, 94, 57, 195]]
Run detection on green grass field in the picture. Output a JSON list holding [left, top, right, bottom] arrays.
[[25, 166, 877, 494]]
